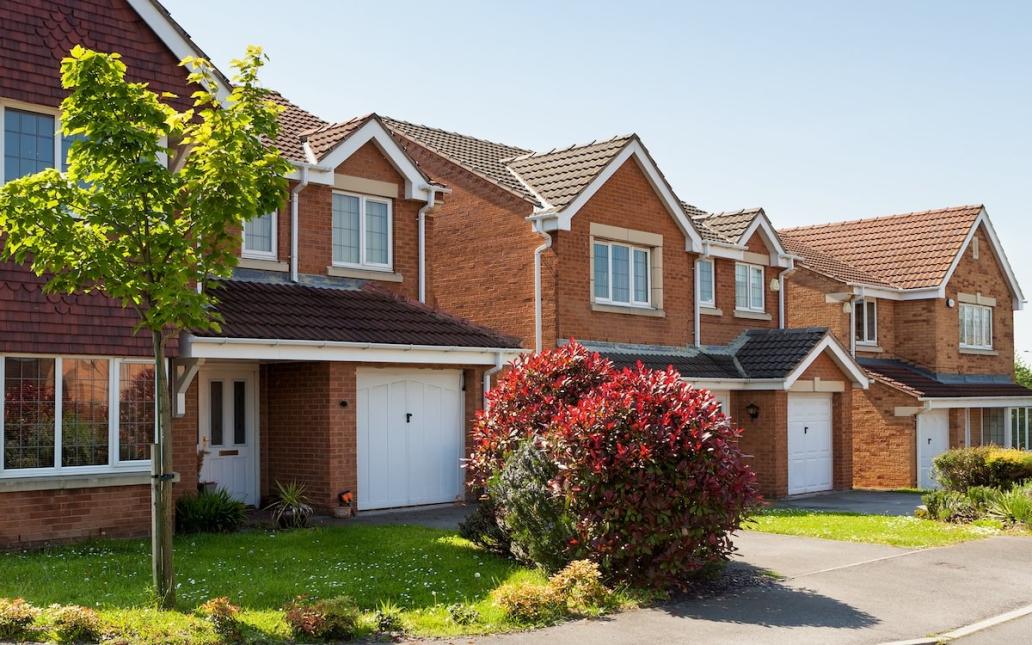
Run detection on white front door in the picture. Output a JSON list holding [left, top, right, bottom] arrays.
[[198, 366, 259, 505], [788, 393, 834, 495], [357, 368, 464, 510], [918, 409, 950, 490]]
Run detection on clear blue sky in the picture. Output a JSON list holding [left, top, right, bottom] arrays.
[[164, 0, 1032, 358]]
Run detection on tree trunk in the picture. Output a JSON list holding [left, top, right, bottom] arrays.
[[151, 330, 176, 609]]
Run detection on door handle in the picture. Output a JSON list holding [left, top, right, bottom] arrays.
[[406, 413, 413, 423], [804, 426, 808, 434], [928, 438, 932, 444]]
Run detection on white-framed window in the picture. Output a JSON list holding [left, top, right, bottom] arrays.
[[0, 355, 156, 477], [698, 259, 715, 307], [959, 303, 993, 350], [593, 240, 651, 307], [242, 212, 277, 260], [854, 298, 877, 344], [734, 263, 764, 312], [331, 192, 392, 270]]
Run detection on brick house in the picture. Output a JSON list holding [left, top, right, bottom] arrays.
[[382, 120, 870, 499], [781, 205, 1031, 489], [0, 0, 521, 547]]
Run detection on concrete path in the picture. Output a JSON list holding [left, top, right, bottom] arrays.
[[343, 503, 473, 530], [953, 611, 1032, 643], [449, 533, 1032, 645], [775, 490, 923, 516]]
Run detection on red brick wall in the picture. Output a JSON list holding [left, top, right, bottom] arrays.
[[731, 390, 788, 499], [852, 381, 918, 489], [702, 236, 783, 345]]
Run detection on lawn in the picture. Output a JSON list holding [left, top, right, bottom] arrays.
[[747, 508, 998, 548], [0, 524, 557, 642]]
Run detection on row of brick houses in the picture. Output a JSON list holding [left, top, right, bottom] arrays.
[[1, 0, 1028, 546]]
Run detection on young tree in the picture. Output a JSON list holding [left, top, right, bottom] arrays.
[[0, 46, 290, 608]]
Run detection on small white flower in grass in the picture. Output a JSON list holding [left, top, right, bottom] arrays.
[[474, 572, 481, 579]]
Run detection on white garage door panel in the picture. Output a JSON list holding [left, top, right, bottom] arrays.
[[918, 409, 950, 490], [357, 369, 464, 510], [788, 393, 833, 495]]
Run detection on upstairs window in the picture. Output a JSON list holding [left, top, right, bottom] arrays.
[[4, 108, 56, 183], [594, 241, 650, 307], [331, 192, 392, 270], [854, 298, 877, 344], [698, 259, 715, 307], [734, 263, 764, 312], [959, 303, 992, 350], [242, 212, 277, 259]]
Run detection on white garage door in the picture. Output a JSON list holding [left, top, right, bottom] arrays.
[[788, 393, 833, 495], [917, 409, 950, 490], [357, 368, 465, 510]]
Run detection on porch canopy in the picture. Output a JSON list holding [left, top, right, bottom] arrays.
[[858, 358, 1032, 409]]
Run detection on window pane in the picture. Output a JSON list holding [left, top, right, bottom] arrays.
[[699, 260, 713, 304], [233, 381, 246, 445], [243, 213, 274, 254], [119, 363, 155, 462], [633, 249, 649, 303], [331, 194, 360, 264], [4, 109, 55, 182], [611, 245, 630, 302], [210, 381, 224, 446], [61, 132, 86, 174], [365, 200, 389, 265], [983, 408, 1006, 446], [3, 357, 56, 469], [750, 267, 763, 309], [854, 301, 864, 341], [593, 243, 609, 299], [61, 359, 109, 467], [735, 264, 748, 309], [866, 301, 877, 341]]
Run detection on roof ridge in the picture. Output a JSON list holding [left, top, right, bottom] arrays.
[[779, 204, 984, 233], [505, 133, 636, 162], [303, 113, 371, 138], [382, 116, 532, 155]]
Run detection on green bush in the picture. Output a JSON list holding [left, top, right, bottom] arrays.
[[491, 582, 566, 624], [374, 600, 404, 634], [283, 595, 360, 641], [458, 497, 511, 556], [197, 597, 242, 642], [0, 598, 40, 641], [446, 603, 480, 625], [987, 484, 1032, 526], [921, 490, 978, 523], [548, 560, 612, 613], [51, 604, 102, 644], [492, 441, 577, 572], [175, 488, 248, 534], [964, 485, 1003, 513], [933, 447, 1032, 492]]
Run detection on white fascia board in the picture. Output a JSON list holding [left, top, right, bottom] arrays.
[[554, 140, 704, 252], [922, 396, 1032, 409], [307, 120, 435, 201], [939, 209, 1026, 311], [125, 0, 231, 102], [782, 334, 870, 390], [182, 335, 527, 366], [738, 212, 791, 266], [684, 378, 786, 391], [704, 243, 746, 261]]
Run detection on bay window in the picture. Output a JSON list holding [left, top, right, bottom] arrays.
[[332, 192, 392, 269], [242, 212, 277, 259], [1, 356, 155, 477], [735, 263, 764, 312], [594, 241, 651, 307], [959, 303, 992, 350], [698, 259, 715, 307], [854, 298, 877, 344]]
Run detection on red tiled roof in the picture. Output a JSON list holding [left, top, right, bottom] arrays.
[[781, 236, 893, 287], [780, 205, 983, 289], [265, 91, 328, 163], [199, 280, 521, 349]]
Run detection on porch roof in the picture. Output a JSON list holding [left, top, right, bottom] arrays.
[[859, 358, 1032, 399]]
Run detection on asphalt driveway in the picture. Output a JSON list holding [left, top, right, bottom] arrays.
[[775, 490, 924, 516]]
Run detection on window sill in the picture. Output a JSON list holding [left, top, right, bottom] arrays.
[[238, 257, 288, 272], [326, 266, 403, 282], [856, 344, 883, 353], [733, 309, 772, 321], [959, 347, 998, 356], [700, 306, 723, 317], [0, 470, 162, 493], [591, 303, 665, 318]]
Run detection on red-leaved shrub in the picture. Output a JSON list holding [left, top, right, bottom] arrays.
[[547, 365, 759, 589], [467, 343, 613, 488]]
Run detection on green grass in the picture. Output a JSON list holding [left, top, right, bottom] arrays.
[[746, 508, 998, 548], [0, 524, 589, 642]]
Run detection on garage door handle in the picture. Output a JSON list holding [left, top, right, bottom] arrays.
[[804, 426, 808, 434], [406, 413, 413, 423], [928, 438, 932, 444]]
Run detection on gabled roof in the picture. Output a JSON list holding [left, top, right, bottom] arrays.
[[859, 358, 1032, 400], [505, 136, 634, 209], [265, 91, 328, 163], [692, 208, 763, 244], [781, 236, 893, 288]]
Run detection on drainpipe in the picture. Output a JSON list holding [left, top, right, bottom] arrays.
[[531, 218, 554, 353], [417, 187, 437, 304], [694, 243, 709, 347], [848, 294, 856, 357], [483, 352, 505, 409], [778, 262, 796, 329], [290, 165, 311, 283]]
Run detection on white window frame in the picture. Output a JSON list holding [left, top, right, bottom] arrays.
[[593, 240, 652, 308], [855, 298, 878, 345], [734, 262, 765, 312], [241, 211, 278, 260], [698, 259, 715, 307], [331, 190, 393, 271], [0, 100, 63, 187], [0, 354, 156, 479], [959, 303, 993, 350]]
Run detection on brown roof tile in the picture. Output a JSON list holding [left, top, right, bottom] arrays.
[[505, 136, 633, 209], [690, 208, 763, 244], [303, 116, 369, 158], [266, 91, 328, 162], [781, 236, 894, 287], [779, 205, 983, 289]]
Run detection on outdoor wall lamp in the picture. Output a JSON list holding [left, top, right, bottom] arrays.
[[745, 402, 760, 420]]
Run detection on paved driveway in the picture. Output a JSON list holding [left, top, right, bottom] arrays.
[[775, 490, 923, 516]]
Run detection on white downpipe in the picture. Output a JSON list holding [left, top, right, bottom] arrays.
[[532, 220, 553, 353], [417, 187, 437, 304], [778, 264, 796, 329], [694, 250, 705, 347], [290, 165, 310, 282], [483, 352, 505, 409], [848, 295, 856, 357]]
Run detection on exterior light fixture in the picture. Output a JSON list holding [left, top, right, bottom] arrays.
[[745, 402, 760, 420]]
